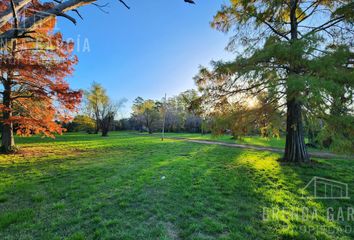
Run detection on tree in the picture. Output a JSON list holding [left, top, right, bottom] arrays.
[[195, 0, 353, 162], [84, 83, 124, 137], [203, 92, 284, 140], [85, 82, 109, 134], [127, 91, 203, 134], [131, 97, 145, 132], [254, 93, 284, 138], [132, 98, 161, 134], [0, 12, 81, 153], [72, 115, 96, 133], [100, 101, 117, 137], [162, 90, 203, 133]]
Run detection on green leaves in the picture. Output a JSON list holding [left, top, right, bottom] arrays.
[[332, 2, 354, 22]]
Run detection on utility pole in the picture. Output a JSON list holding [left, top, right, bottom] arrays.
[[161, 93, 167, 141]]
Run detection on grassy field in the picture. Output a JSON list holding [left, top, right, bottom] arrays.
[[160, 133, 339, 154], [0, 132, 353, 239], [161, 133, 286, 149]]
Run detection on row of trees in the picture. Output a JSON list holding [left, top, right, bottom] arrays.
[[1, 0, 352, 164], [49, 77, 351, 156], [116, 89, 286, 139], [119, 90, 203, 134]]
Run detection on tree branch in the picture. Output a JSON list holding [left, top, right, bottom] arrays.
[[262, 20, 290, 41], [0, 0, 195, 47], [0, 0, 32, 29], [303, 15, 345, 37], [118, 0, 130, 9], [10, 0, 19, 32], [0, 0, 95, 46]]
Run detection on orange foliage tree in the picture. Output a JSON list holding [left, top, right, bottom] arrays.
[[0, 0, 82, 152]]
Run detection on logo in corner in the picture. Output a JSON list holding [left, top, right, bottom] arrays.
[[302, 177, 350, 200]]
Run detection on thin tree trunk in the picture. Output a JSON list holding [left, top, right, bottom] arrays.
[[1, 80, 15, 153], [94, 120, 99, 134], [94, 107, 100, 134]]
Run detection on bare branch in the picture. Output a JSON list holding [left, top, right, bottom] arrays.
[[262, 20, 290, 41], [92, 3, 110, 14], [0, 0, 96, 46], [304, 15, 346, 37], [297, 0, 320, 23], [0, 0, 32, 29], [0, 0, 196, 47], [72, 9, 84, 20], [10, 0, 19, 32], [118, 0, 130, 9], [57, 12, 77, 24]]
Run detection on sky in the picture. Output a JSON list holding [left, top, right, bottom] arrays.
[[56, 0, 234, 117]]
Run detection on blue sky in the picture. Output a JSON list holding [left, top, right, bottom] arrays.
[[57, 0, 233, 117]]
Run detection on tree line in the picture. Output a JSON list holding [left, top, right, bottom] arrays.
[[69, 81, 352, 157], [0, 0, 352, 164]]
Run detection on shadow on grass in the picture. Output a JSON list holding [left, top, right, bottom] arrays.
[[0, 134, 353, 239]]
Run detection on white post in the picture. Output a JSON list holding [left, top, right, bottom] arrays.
[[161, 93, 167, 141]]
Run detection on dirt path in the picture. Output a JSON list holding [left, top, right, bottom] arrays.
[[135, 133, 352, 160], [173, 138, 346, 159]]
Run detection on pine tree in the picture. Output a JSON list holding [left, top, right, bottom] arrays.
[[195, 0, 353, 162]]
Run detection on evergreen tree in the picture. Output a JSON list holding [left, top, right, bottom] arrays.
[[195, 0, 353, 162]]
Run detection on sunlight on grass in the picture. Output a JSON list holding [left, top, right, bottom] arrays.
[[164, 132, 286, 148], [233, 151, 352, 239], [0, 132, 353, 239]]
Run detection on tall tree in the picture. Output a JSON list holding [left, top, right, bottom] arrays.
[[84, 82, 123, 137], [85, 82, 109, 134], [0, 13, 81, 152], [196, 0, 353, 162], [100, 102, 117, 137]]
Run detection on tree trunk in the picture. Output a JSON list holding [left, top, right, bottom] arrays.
[[282, 0, 310, 162], [101, 119, 109, 136], [1, 80, 15, 153], [101, 129, 108, 137], [94, 120, 99, 134], [101, 113, 113, 137], [284, 98, 309, 162]]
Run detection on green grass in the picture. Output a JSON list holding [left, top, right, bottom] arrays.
[[162, 132, 286, 149], [0, 132, 353, 239]]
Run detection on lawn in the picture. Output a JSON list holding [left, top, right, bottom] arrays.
[[160, 133, 339, 154], [161, 132, 286, 149], [0, 132, 353, 239]]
